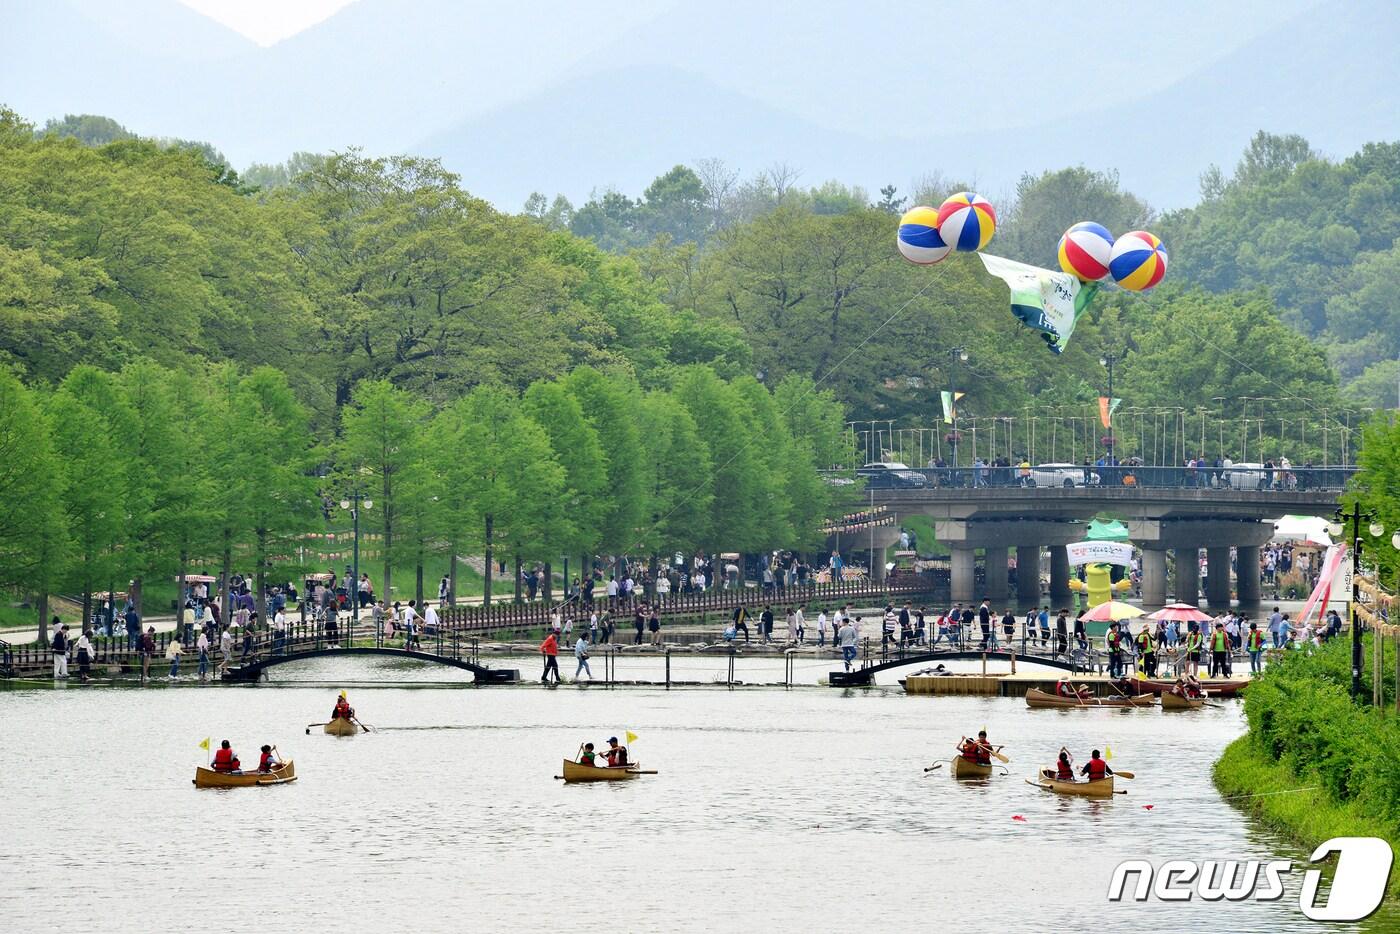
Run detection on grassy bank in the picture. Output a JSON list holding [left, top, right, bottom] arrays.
[[1213, 634, 1400, 895]]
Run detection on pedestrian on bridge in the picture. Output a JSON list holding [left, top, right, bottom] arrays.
[[50, 623, 69, 680], [1106, 622, 1124, 678], [816, 608, 828, 647], [1038, 607, 1051, 648], [762, 606, 775, 644], [838, 617, 858, 671], [540, 631, 560, 684], [574, 633, 593, 681], [977, 600, 992, 650]]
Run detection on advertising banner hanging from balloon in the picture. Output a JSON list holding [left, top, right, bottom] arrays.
[[977, 253, 1100, 353]]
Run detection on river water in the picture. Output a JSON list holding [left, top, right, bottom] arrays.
[[0, 656, 1391, 933]]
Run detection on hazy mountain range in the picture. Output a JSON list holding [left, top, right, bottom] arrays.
[[3, 0, 1396, 209]]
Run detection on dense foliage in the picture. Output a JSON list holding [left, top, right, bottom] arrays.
[[1241, 636, 1400, 829], [1346, 412, 1400, 583], [0, 358, 852, 635]]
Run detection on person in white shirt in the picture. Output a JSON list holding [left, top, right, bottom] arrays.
[[655, 574, 671, 596], [815, 609, 828, 646], [272, 608, 287, 655], [423, 602, 439, 634], [218, 626, 234, 675], [196, 629, 211, 681], [606, 577, 619, 598], [792, 606, 805, 644], [574, 634, 593, 680], [692, 570, 706, 591]]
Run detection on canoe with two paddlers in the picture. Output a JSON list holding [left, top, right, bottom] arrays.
[[557, 759, 651, 783], [1024, 688, 1155, 709], [1160, 691, 1207, 710], [193, 760, 297, 788], [1027, 767, 1118, 797], [951, 755, 994, 779]]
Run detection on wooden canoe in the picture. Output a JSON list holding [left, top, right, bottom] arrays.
[[324, 717, 359, 736], [951, 755, 994, 779], [1025, 688, 1155, 709], [559, 758, 642, 783], [1129, 678, 1249, 697], [1160, 691, 1206, 710], [1029, 768, 1116, 797], [193, 760, 296, 788]]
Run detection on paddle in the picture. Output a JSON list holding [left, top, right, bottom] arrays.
[[923, 762, 944, 773], [352, 716, 372, 733], [305, 722, 327, 734], [1113, 770, 1135, 779]]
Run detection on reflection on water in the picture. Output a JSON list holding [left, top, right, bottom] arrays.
[[0, 656, 1390, 933]]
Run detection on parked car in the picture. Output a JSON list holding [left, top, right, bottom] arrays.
[[856, 461, 928, 489], [1221, 463, 1269, 490], [1026, 463, 1100, 488]]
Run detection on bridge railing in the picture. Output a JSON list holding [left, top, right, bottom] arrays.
[[862, 464, 1356, 492], [437, 577, 935, 636]]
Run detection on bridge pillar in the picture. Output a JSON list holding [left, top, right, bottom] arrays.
[[1206, 547, 1232, 607], [951, 545, 976, 603], [1016, 546, 1041, 607], [871, 546, 887, 582], [1140, 547, 1168, 606], [985, 547, 1009, 602], [1048, 545, 1071, 606], [1237, 544, 1262, 605], [1174, 548, 1200, 605]]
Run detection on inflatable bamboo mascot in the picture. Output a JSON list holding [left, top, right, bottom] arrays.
[[1066, 517, 1133, 605]]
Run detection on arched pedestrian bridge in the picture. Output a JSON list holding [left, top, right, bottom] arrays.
[[222, 645, 519, 683], [829, 641, 1094, 687]]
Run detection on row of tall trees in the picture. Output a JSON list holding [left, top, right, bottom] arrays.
[[0, 359, 851, 639]]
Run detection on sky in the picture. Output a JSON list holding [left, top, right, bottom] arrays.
[[176, 0, 357, 45]]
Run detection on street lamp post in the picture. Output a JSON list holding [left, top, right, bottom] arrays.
[[947, 347, 968, 476], [340, 491, 372, 622], [1334, 507, 1400, 703]]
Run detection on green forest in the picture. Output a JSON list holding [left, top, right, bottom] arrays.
[[4, 105, 1400, 633]]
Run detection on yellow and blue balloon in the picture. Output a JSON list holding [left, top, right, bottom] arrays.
[[1057, 221, 1114, 281], [896, 205, 952, 265], [936, 191, 996, 252], [1109, 230, 1168, 291]]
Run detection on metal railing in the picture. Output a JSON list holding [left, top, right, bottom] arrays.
[[855, 464, 1357, 492]]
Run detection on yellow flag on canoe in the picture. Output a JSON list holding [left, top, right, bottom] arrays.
[[1105, 745, 1114, 760], [198, 737, 210, 750], [626, 731, 638, 744]]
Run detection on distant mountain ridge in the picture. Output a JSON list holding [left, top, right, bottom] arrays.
[[2, 0, 1395, 210]]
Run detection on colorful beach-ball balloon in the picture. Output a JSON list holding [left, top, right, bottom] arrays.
[[936, 192, 997, 252], [1057, 221, 1114, 281], [1109, 230, 1168, 291], [896, 205, 952, 265]]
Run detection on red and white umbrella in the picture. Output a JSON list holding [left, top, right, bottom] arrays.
[[1147, 603, 1212, 622], [1080, 600, 1145, 622]]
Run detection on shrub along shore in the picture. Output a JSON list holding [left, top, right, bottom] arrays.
[[1213, 634, 1400, 894]]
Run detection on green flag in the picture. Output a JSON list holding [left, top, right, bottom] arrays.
[[940, 390, 965, 424], [977, 253, 1101, 353]]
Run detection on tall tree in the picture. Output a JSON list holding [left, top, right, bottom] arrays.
[[0, 370, 65, 639], [565, 367, 645, 563], [338, 379, 432, 604]]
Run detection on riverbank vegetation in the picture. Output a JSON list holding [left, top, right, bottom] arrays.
[[1215, 635, 1400, 890]]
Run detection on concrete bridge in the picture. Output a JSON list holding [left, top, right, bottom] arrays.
[[849, 477, 1346, 608]]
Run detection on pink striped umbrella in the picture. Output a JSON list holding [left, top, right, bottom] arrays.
[[1147, 603, 1212, 622]]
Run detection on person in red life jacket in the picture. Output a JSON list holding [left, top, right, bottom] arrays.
[[331, 691, 353, 721], [211, 740, 241, 773], [605, 736, 629, 767], [1183, 672, 1204, 698], [257, 745, 282, 773], [1054, 679, 1091, 699], [1054, 748, 1075, 782], [959, 737, 981, 762], [973, 730, 993, 766], [540, 632, 560, 684], [1080, 749, 1114, 782]]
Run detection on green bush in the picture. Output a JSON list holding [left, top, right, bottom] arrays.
[[1241, 635, 1400, 821]]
